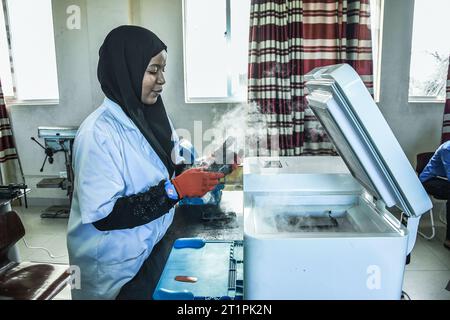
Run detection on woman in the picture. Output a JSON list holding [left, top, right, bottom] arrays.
[[67, 26, 224, 299]]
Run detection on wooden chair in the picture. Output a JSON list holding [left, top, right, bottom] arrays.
[[0, 210, 70, 300], [416, 153, 447, 240]]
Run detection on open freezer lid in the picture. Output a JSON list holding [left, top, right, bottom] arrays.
[[305, 64, 432, 218]]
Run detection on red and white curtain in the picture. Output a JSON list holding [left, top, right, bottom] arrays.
[[442, 56, 450, 143], [0, 2, 23, 185], [0, 81, 23, 185], [248, 0, 374, 156]]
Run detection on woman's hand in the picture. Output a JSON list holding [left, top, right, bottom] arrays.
[[171, 168, 224, 199]]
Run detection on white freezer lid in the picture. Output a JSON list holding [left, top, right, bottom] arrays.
[[305, 64, 432, 218]]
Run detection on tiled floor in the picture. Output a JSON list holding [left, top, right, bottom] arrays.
[[13, 205, 71, 300], [403, 208, 450, 300], [11, 204, 450, 300]]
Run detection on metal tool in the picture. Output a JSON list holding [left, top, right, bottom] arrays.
[[0, 183, 28, 208], [31, 126, 77, 218]]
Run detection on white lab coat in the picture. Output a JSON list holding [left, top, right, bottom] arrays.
[[67, 97, 182, 299]]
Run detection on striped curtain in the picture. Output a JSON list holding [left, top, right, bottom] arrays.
[[248, 0, 374, 156], [0, 80, 23, 185], [0, 1, 23, 185], [442, 56, 450, 143]]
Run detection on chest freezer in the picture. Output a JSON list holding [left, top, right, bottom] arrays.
[[243, 64, 432, 300]]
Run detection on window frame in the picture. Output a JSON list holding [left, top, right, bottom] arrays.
[[182, 0, 248, 104], [182, 0, 384, 104], [0, 0, 59, 106], [370, 0, 384, 103], [408, 96, 447, 104], [407, 0, 450, 104]]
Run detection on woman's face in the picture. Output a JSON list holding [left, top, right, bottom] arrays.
[[141, 50, 167, 105]]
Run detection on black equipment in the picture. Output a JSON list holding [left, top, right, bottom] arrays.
[[31, 127, 77, 218]]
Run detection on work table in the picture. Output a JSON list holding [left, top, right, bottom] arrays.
[[167, 190, 244, 241], [116, 190, 244, 300]]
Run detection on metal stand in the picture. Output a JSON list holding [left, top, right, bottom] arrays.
[[31, 127, 77, 219], [433, 198, 448, 226], [418, 209, 436, 240], [418, 196, 447, 240]]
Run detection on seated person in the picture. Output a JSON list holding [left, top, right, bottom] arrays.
[[419, 141, 450, 250]]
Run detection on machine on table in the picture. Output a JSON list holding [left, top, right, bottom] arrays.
[[243, 64, 432, 300], [0, 184, 28, 208], [31, 126, 77, 218]]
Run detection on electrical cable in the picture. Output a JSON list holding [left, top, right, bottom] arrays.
[[401, 290, 411, 300], [22, 238, 67, 259]]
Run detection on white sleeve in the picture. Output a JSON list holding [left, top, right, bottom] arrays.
[[73, 129, 125, 224]]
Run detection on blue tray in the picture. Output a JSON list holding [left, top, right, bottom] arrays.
[[153, 238, 243, 300]]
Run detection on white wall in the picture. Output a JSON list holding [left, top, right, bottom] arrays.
[[9, 0, 130, 201], [6, 0, 445, 202], [8, 0, 234, 202], [378, 0, 444, 163], [130, 0, 235, 147]]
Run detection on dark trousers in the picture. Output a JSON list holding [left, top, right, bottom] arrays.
[[115, 234, 174, 300], [422, 177, 450, 240]]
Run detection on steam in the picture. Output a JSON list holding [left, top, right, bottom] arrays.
[[254, 206, 358, 234], [202, 101, 280, 161]]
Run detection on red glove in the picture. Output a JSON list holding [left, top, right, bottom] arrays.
[[172, 168, 224, 199]]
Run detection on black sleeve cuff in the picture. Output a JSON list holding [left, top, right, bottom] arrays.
[[93, 179, 178, 231]]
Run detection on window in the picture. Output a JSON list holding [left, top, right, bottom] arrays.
[[183, 0, 250, 103], [183, 0, 381, 103], [409, 0, 450, 102], [0, 0, 59, 103], [370, 0, 383, 102]]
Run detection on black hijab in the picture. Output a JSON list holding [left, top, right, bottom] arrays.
[[98, 25, 175, 176]]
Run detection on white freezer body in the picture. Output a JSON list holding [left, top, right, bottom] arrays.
[[244, 231, 407, 300], [242, 64, 432, 300], [244, 156, 408, 300]]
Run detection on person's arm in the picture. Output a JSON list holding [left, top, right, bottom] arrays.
[[441, 147, 450, 180], [92, 168, 224, 231], [93, 180, 178, 231], [73, 128, 220, 231]]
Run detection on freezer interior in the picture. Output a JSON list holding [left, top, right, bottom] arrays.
[[245, 191, 404, 238]]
